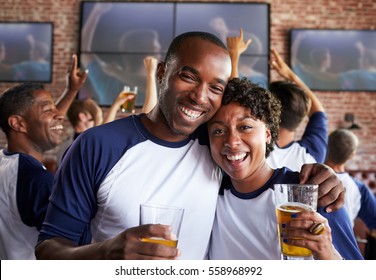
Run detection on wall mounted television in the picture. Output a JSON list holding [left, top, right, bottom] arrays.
[[290, 29, 376, 92], [0, 22, 53, 83], [79, 1, 270, 107]]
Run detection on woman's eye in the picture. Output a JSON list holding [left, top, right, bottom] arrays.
[[241, 125, 252, 130], [213, 129, 224, 135]]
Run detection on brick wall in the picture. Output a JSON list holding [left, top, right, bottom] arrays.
[[0, 0, 375, 170]]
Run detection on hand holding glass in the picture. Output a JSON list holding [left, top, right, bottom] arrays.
[[139, 203, 184, 247], [274, 184, 318, 260], [120, 86, 138, 113]]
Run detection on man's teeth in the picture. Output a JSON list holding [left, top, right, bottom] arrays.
[[180, 106, 201, 119], [226, 153, 246, 161], [51, 125, 63, 130]]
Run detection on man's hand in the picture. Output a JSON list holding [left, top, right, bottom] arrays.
[[300, 163, 345, 212], [226, 28, 251, 57], [66, 54, 88, 93], [144, 56, 158, 75], [56, 54, 88, 115], [270, 48, 294, 80], [107, 224, 180, 260]]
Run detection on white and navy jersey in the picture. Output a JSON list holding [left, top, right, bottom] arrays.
[[39, 115, 222, 260], [267, 112, 328, 171], [0, 149, 53, 260], [209, 167, 363, 260], [338, 172, 376, 229]]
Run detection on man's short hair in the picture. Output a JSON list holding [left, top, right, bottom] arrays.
[[164, 31, 228, 65], [269, 81, 310, 131], [327, 128, 359, 165], [0, 82, 43, 134]]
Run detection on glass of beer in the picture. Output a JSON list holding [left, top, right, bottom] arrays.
[[120, 86, 138, 113], [274, 184, 318, 260], [139, 203, 184, 247]]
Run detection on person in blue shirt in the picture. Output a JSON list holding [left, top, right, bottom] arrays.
[[267, 48, 328, 171], [325, 128, 376, 230]]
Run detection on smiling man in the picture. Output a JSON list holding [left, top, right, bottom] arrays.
[[0, 55, 87, 259], [36, 31, 232, 260]]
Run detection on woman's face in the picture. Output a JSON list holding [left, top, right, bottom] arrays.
[[208, 102, 271, 182]]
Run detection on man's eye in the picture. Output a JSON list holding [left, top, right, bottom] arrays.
[[210, 86, 224, 95], [180, 73, 195, 82], [42, 107, 53, 113]]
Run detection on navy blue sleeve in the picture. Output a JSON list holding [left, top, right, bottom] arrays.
[[39, 128, 115, 245], [38, 117, 143, 246], [353, 178, 376, 229], [319, 207, 364, 260], [298, 112, 328, 163], [17, 155, 54, 231]]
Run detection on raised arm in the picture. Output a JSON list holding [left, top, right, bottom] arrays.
[[271, 48, 324, 115], [102, 91, 130, 124], [142, 56, 158, 113], [55, 54, 88, 116], [226, 28, 251, 78]]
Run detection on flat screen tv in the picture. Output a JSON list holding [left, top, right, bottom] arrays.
[[0, 22, 53, 83], [79, 1, 270, 107], [290, 29, 376, 92]]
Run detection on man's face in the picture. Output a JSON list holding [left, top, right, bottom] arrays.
[[22, 89, 64, 152], [157, 37, 231, 137]]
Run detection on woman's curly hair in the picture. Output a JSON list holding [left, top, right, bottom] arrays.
[[222, 78, 281, 157]]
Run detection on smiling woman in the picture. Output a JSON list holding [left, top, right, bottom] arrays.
[[208, 78, 280, 193], [207, 78, 364, 260]]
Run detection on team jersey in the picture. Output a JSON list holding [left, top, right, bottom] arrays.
[[38, 114, 222, 260], [267, 112, 328, 171], [338, 172, 376, 229], [0, 149, 53, 259], [209, 167, 363, 260]]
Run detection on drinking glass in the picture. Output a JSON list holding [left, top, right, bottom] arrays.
[[139, 203, 184, 247], [120, 86, 138, 113], [274, 184, 318, 260]]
